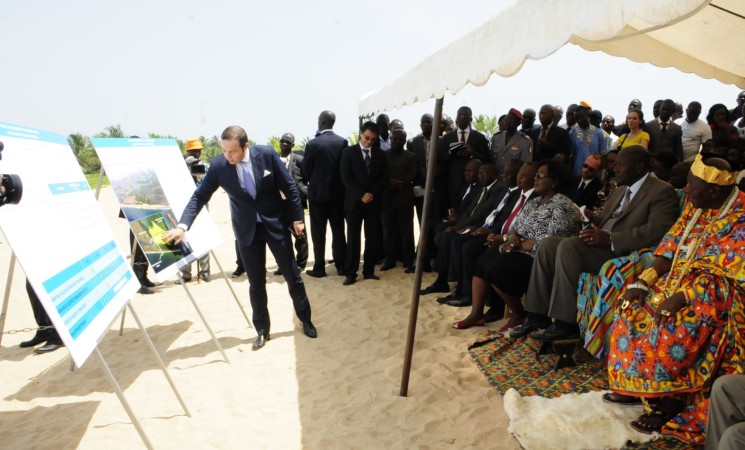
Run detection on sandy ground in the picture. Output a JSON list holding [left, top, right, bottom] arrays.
[[0, 186, 520, 449]]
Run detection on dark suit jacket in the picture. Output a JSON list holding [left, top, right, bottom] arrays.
[[594, 174, 679, 255], [455, 181, 507, 227], [180, 145, 303, 247], [437, 129, 490, 208], [531, 124, 571, 161], [407, 134, 429, 186], [568, 176, 601, 209], [301, 131, 349, 202], [285, 152, 307, 208], [383, 149, 416, 208], [645, 120, 683, 161], [340, 143, 389, 212]]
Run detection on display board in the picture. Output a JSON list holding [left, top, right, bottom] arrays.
[[0, 122, 140, 367], [91, 138, 221, 282]]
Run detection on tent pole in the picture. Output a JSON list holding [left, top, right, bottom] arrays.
[[400, 96, 443, 397]]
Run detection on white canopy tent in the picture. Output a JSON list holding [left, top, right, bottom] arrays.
[[367, 0, 745, 396], [359, 0, 745, 116]]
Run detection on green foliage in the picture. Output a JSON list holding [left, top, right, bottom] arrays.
[[202, 135, 222, 161], [296, 136, 311, 151], [147, 133, 184, 152], [473, 114, 499, 137], [68, 133, 100, 173], [348, 132, 359, 146], [268, 136, 281, 153]]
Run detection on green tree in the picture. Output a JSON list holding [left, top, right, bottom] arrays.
[[68, 133, 99, 173], [96, 124, 126, 138], [348, 132, 359, 146], [147, 133, 184, 152], [268, 136, 281, 153], [296, 136, 311, 151], [202, 135, 222, 160], [473, 114, 499, 137]]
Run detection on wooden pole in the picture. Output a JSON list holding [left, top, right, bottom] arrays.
[[400, 97, 443, 396]]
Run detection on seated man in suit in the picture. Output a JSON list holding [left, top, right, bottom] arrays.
[[340, 121, 389, 285], [420, 163, 503, 295], [511, 145, 680, 341], [531, 104, 571, 162], [163, 126, 316, 351], [568, 153, 603, 209]]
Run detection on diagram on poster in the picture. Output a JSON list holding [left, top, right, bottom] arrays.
[[0, 122, 140, 367], [91, 138, 221, 282]]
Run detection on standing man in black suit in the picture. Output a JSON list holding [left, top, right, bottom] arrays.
[[301, 110, 348, 278], [568, 153, 603, 209], [340, 121, 389, 286], [275, 132, 308, 275], [163, 126, 316, 351], [407, 113, 433, 224], [531, 104, 571, 162], [437, 106, 491, 214], [646, 99, 684, 161], [381, 128, 416, 272]]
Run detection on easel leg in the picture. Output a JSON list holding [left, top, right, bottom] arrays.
[[209, 250, 252, 329], [0, 253, 16, 347], [94, 347, 155, 450], [127, 303, 190, 416], [178, 274, 230, 363]]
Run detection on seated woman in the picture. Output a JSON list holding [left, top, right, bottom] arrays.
[[452, 160, 580, 332], [604, 155, 745, 445]]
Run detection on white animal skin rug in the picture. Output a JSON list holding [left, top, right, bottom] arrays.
[[503, 389, 664, 450]]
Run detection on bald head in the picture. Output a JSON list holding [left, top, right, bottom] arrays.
[[318, 111, 336, 130]]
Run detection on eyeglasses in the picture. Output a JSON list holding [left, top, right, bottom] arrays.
[[535, 173, 550, 179], [582, 164, 598, 171]]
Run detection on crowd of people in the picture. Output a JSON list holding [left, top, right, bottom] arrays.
[[17, 93, 745, 446]]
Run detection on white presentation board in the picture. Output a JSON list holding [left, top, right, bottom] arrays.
[[0, 122, 140, 367], [91, 138, 221, 282]]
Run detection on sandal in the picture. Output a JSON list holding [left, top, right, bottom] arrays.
[[602, 392, 641, 405], [452, 318, 485, 330], [630, 397, 683, 434]]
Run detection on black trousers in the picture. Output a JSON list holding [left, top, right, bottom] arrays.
[[237, 224, 311, 333], [381, 203, 415, 267], [344, 202, 382, 278], [25, 280, 61, 343], [308, 200, 346, 274], [129, 230, 150, 284]]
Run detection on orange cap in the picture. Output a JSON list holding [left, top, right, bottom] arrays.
[[185, 138, 204, 151]]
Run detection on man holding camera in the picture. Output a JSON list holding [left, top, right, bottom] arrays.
[[178, 138, 211, 283]]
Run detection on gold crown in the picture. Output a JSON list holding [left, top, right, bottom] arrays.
[[691, 154, 738, 185]]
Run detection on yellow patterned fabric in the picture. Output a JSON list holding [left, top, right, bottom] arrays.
[[607, 190, 745, 445]]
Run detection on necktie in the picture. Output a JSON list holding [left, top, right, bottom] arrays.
[[602, 188, 631, 231], [501, 193, 526, 234], [484, 189, 515, 227], [241, 161, 256, 199], [575, 181, 586, 202], [460, 131, 466, 143], [661, 122, 668, 134], [540, 127, 548, 140], [469, 187, 488, 215], [363, 148, 371, 174]]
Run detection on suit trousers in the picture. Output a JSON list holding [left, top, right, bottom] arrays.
[[454, 233, 488, 296], [25, 280, 61, 343], [706, 375, 745, 450], [181, 253, 210, 278], [526, 236, 614, 324], [381, 203, 415, 266], [238, 223, 311, 333], [308, 200, 346, 273], [344, 202, 382, 278], [129, 230, 150, 284]]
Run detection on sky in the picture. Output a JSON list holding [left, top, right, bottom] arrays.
[[2, 0, 742, 145]]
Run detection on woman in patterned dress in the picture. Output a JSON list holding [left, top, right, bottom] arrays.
[[452, 160, 580, 332]]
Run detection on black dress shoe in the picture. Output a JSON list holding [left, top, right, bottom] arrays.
[[509, 314, 552, 339], [302, 321, 317, 338], [198, 273, 211, 282], [138, 286, 155, 295], [34, 342, 63, 354], [483, 308, 503, 324], [446, 297, 472, 307], [419, 281, 450, 295], [306, 269, 327, 278], [231, 268, 245, 278], [175, 277, 192, 285], [436, 292, 459, 304], [273, 269, 282, 276], [380, 261, 396, 271], [342, 276, 357, 286], [404, 266, 415, 274], [20, 333, 50, 348], [142, 278, 156, 288], [363, 274, 380, 280], [531, 321, 580, 342], [252, 334, 270, 351]]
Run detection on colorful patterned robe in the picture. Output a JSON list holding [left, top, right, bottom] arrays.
[[607, 189, 745, 445]]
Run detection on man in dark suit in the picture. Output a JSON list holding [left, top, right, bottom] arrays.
[[407, 113, 433, 224], [645, 99, 684, 161], [301, 111, 348, 278], [568, 153, 603, 209], [339, 121, 389, 285], [437, 106, 490, 214], [163, 126, 316, 351], [382, 128, 416, 272], [531, 104, 571, 161], [275, 132, 308, 275], [512, 145, 680, 341]]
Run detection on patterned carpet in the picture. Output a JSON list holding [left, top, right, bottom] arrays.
[[469, 331, 692, 450]]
